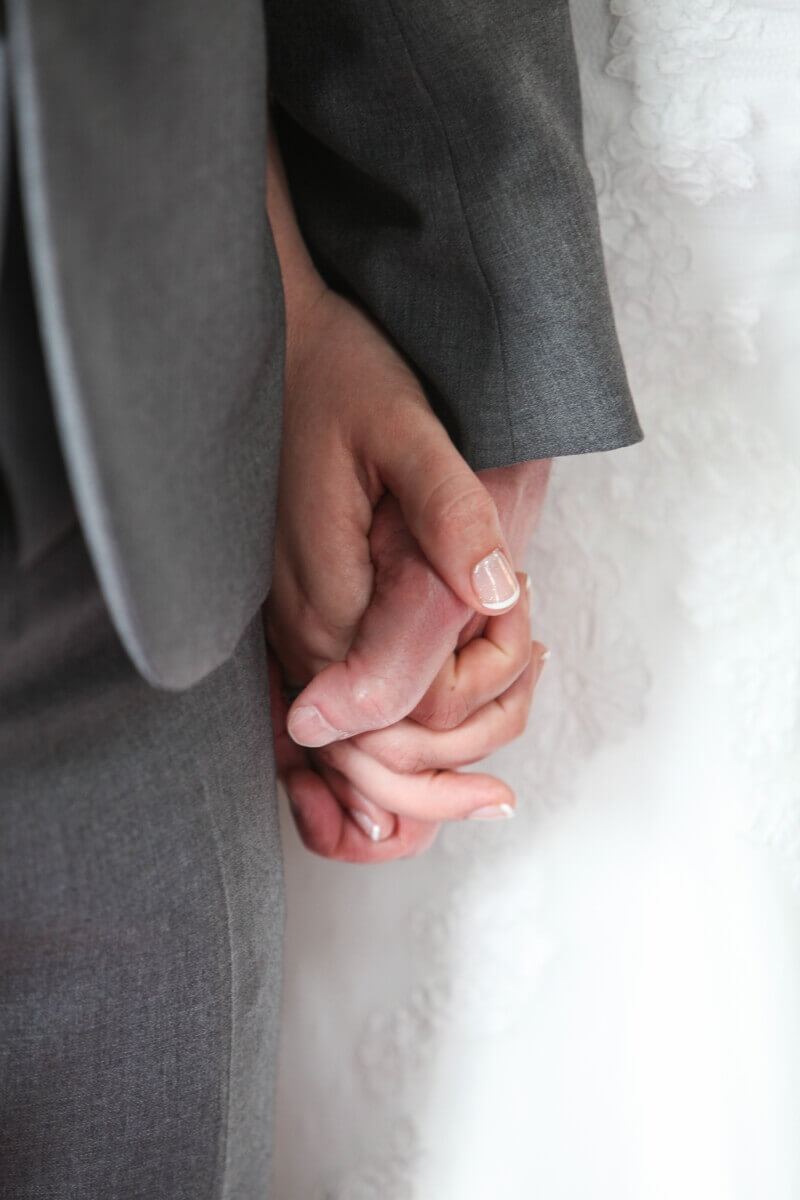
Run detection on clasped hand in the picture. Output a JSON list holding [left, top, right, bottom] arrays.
[[264, 116, 550, 862]]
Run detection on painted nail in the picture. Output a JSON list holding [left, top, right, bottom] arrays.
[[287, 705, 345, 748], [532, 643, 550, 684], [524, 573, 532, 602], [472, 550, 520, 611], [348, 808, 386, 842], [466, 802, 515, 821]]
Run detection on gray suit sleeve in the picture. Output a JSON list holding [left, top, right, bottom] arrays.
[[265, 0, 643, 468]]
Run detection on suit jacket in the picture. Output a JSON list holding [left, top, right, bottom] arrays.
[[3, 0, 641, 690]]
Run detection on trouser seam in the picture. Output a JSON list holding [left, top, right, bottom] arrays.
[[200, 777, 236, 1200]]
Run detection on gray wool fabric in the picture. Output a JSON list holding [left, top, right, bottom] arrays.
[[1, 117, 285, 1200], [267, 0, 642, 469], [0, 525, 286, 1199]]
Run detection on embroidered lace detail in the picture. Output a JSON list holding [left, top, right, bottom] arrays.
[[318, 1120, 422, 1200], [590, 0, 800, 891], [275, 2, 800, 1193], [605, 0, 761, 205]]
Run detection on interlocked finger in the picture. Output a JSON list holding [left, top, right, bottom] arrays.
[[352, 642, 547, 775], [282, 770, 441, 863], [312, 739, 515, 824]]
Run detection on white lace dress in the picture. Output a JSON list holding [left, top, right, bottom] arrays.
[[272, 2, 800, 1195]]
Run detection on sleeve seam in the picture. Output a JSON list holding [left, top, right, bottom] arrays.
[[381, 0, 519, 462]]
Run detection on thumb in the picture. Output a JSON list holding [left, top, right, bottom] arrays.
[[286, 496, 469, 747], [366, 401, 520, 617]]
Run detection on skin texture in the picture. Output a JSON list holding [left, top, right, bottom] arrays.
[[264, 113, 552, 862]]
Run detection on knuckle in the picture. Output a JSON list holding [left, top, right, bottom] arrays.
[[381, 741, 428, 775], [511, 637, 534, 677], [421, 474, 497, 543], [503, 694, 531, 742], [511, 708, 529, 740], [347, 638, 442, 730], [414, 688, 471, 732], [350, 671, 409, 728]]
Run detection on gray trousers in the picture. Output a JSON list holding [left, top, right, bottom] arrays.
[[0, 520, 286, 1200], [0, 152, 286, 1199]]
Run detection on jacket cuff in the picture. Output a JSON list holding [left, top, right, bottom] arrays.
[[267, 0, 642, 468]]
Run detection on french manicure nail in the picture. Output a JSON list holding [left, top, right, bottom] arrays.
[[467, 802, 515, 821], [287, 705, 346, 748], [540, 647, 551, 663], [472, 549, 520, 611], [349, 808, 385, 842]]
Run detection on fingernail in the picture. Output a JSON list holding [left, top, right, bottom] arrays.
[[524, 573, 532, 602], [287, 705, 345, 748], [348, 808, 387, 842], [472, 550, 520, 611], [533, 643, 550, 683], [467, 802, 515, 821]]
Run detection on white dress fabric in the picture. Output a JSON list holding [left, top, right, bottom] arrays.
[[272, 2, 800, 1195]]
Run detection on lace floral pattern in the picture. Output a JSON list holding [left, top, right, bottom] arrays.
[[593, 0, 800, 888], [318, 1121, 422, 1200], [605, 0, 761, 204], [277, 2, 800, 1194]]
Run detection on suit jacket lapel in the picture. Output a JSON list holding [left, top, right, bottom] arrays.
[[5, 0, 285, 688]]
